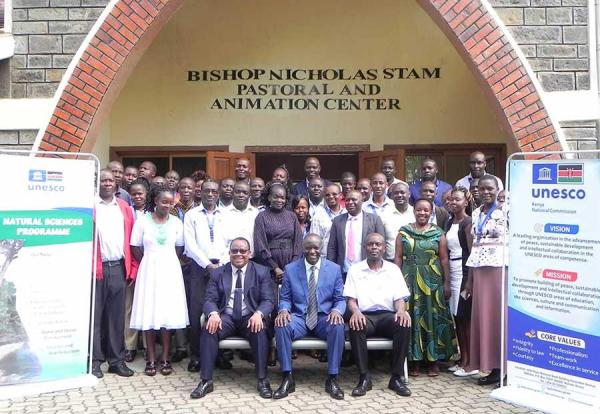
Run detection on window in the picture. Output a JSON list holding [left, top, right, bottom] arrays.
[[385, 144, 506, 185], [111, 148, 208, 178]]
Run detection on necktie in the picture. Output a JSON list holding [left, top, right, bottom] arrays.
[[347, 217, 356, 263], [306, 265, 318, 330], [233, 269, 243, 321]]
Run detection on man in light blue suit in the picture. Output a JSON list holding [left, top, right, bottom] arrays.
[[273, 234, 346, 400]]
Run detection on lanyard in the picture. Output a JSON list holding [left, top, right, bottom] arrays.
[[476, 202, 497, 242]]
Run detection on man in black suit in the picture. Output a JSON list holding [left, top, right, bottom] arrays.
[[327, 190, 385, 278], [190, 237, 275, 399]]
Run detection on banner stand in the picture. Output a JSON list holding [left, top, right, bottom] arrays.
[[490, 150, 600, 414], [0, 375, 97, 401], [0, 150, 99, 400]]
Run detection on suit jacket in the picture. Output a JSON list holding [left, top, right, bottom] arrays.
[[291, 178, 333, 197], [326, 212, 385, 269], [279, 258, 346, 317], [434, 206, 449, 230], [203, 261, 275, 317]]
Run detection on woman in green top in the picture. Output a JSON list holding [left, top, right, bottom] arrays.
[[394, 198, 458, 377]]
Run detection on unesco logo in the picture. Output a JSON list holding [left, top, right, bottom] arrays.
[[28, 169, 65, 192], [531, 163, 585, 200]]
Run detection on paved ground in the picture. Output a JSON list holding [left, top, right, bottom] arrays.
[[1, 355, 539, 413]]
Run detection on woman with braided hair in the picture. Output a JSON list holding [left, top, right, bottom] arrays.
[[130, 185, 188, 376]]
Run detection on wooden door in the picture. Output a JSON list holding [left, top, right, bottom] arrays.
[[205, 151, 256, 181], [358, 149, 405, 180]]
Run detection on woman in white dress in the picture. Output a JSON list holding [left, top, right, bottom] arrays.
[[130, 185, 189, 376]]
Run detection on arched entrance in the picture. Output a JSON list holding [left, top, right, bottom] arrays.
[[34, 0, 562, 155]]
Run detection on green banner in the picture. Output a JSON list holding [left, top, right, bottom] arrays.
[[0, 209, 93, 247]]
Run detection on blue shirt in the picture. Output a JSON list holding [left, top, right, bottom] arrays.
[[409, 178, 452, 207]]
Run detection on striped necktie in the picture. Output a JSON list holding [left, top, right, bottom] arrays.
[[306, 265, 318, 330]]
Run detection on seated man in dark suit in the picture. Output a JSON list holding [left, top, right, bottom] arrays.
[[273, 234, 346, 400], [191, 237, 275, 399], [327, 190, 385, 278]]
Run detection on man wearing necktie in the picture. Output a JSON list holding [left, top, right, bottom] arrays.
[[273, 234, 346, 400], [190, 238, 275, 399], [327, 190, 385, 279]]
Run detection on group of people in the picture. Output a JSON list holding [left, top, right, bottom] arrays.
[[92, 151, 507, 401]]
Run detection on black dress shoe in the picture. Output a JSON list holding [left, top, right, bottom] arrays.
[[124, 350, 137, 363], [351, 376, 372, 397], [325, 377, 344, 400], [477, 369, 501, 386], [171, 350, 188, 363], [91, 363, 103, 379], [107, 362, 134, 377], [187, 359, 201, 372], [388, 376, 411, 397], [257, 379, 273, 399], [273, 373, 295, 399], [190, 379, 214, 399]]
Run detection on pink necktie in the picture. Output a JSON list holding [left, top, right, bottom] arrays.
[[347, 217, 356, 263]]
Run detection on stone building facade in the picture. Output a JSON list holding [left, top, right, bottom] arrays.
[[0, 0, 598, 156]]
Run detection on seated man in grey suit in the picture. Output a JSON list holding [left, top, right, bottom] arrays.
[[191, 237, 275, 399], [327, 190, 385, 278]]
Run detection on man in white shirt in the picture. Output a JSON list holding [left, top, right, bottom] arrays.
[[93, 169, 135, 379], [381, 182, 414, 261], [345, 233, 411, 397], [218, 177, 236, 211], [308, 177, 326, 217], [381, 159, 408, 189], [362, 173, 396, 217], [183, 180, 229, 371], [456, 151, 504, 191], [222, 181, 259, 257], [311, 183, 346, 256]]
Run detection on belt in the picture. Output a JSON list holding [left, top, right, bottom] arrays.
[[102, 259, 124, 267], [268, 239, 292, 249], [450, 257, 463, 261], [224, 308, 251, 317]]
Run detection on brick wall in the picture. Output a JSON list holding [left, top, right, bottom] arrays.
[[10, 0, 109, 98], [491, 0, 589, 91]]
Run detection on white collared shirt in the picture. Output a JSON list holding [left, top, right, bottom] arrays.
[[222, 204, 259, 259], [311, 205, 347, 256], [227, 263, 249, 314], [305, 258, 321, 285], [362, 196, 395, 217], [309, 199, 326, 218], [344, 212, 364, 273], [380, 205, 414, 260], [96, 196, 124, 261], [344, 259, 410, 312], [456, 173, 504, 191], [183, 206, 229, 268]]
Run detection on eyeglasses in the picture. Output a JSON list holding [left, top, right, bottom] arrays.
[[230, 248, 249, 255]]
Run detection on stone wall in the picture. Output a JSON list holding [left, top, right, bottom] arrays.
[[9, 0, 108, 98], [492, 0, 589, 91], [0, 129, 38, 149]]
